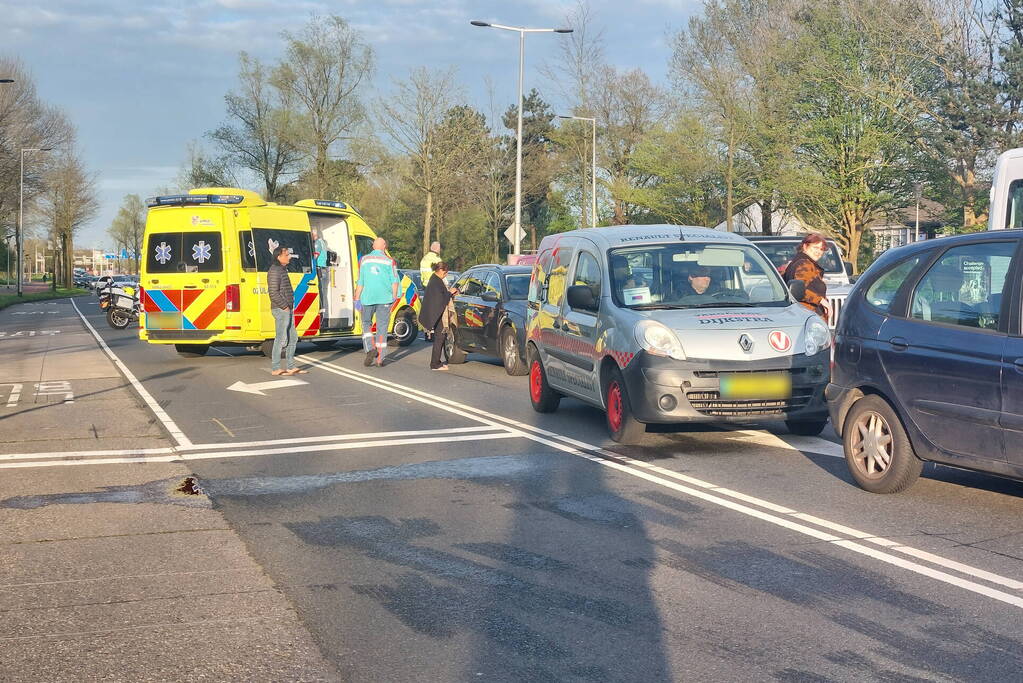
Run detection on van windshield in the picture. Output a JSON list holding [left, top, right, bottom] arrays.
[[609, 243, 788, 309]]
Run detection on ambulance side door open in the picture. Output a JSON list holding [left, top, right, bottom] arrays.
[[310, 213, 354, 331]]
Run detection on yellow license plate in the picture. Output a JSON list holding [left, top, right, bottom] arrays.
[[719, 372, 791, 400]]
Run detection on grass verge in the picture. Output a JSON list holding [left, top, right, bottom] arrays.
[[0, 288, 89, 311]]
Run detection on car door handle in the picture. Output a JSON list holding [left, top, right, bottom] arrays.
[[1014, 358, 1023, 368], [888, 336, 909, 350]]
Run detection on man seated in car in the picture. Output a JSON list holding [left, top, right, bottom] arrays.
[[678, 265, 720, 298]]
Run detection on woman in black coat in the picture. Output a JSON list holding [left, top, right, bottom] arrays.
[[419, 261, 457, 370]]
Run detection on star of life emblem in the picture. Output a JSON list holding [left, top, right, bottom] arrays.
[[192, 240, 211, 264], [155, 241, 172, 265], [247, 240, 255, 259]]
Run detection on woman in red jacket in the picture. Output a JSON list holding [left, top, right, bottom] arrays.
[[783, 233, 832, 323]]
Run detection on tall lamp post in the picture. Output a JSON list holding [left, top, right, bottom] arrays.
[[913, 181, 923, 243], [559, 115, 596, 228], [18, 147, 52, 297], [471, 20, 572, 255]]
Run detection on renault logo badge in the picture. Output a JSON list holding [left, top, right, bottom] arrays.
[[738, 334, 754, 353]]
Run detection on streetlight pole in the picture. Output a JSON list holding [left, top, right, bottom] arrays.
[[559, 115, 597, 228], [471, 20, 572, 254], [18, 147, 51, 297]]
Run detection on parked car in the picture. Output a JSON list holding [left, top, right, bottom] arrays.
[[828, 230, 1023, 493], [445, 265, 533, 375], [96, 275, 137, 296], [746, 235, 853, 329]]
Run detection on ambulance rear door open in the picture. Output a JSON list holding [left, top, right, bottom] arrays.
[[309, 213, 355, 331]]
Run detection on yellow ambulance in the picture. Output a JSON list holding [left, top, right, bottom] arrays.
[[138, 188, 420, 357]]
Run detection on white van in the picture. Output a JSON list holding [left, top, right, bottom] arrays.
[[525, 226, 832, 443]]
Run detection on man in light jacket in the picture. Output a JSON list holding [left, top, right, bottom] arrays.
[[355, 237, 399, 367], [419, 241, 441, 284]]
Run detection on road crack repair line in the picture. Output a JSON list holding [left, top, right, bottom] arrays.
[[301, 355, 1023, 611]]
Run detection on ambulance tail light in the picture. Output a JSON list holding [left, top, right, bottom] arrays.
[[226, 284, 240, 312]]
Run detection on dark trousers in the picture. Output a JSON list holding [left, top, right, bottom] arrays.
[[430, 319, 446, 369]]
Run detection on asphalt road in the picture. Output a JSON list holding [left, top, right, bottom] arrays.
[[7, 296, 1023, 681]]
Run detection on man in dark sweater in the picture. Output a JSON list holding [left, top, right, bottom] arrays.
[[267, 246, 305, 375]]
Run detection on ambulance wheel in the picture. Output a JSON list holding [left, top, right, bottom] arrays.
[[175, 344, 209, 358], [393, 308, 418, 347], [445, 329, 467, 364], [528, 349, 561, 413], [605, 367, 645, 444], [260, 339, 275, 358]]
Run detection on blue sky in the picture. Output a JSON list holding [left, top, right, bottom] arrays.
[[0, 0, 698, 249]]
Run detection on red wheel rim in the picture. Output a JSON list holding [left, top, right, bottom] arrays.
[[607, 381, 623, 433], [529, 361, 544, 403]]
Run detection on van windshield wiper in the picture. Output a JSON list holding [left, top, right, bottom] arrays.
[[686, 301, 761, 308], [629, 304, 686, 310]]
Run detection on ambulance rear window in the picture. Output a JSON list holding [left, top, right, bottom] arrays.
[[146, 232, 223, 273], [252, 228, 312, 274]]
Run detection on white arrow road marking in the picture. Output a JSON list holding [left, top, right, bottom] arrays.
[[227, 378, 308, 396]]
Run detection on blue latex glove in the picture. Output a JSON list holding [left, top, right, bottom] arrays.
[[354, 300, 362, 313]]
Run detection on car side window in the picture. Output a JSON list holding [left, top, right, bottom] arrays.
[[909, 242, 1016, 330], [460, 272, 484, 297], [571, 251, 602, 309], [484, 271, 502, 298], [865, 256, 921, 312], [546, 248, 574, 307]]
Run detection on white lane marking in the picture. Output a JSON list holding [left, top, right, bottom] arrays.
[[0, 447, 176, 462], [0, 427, 503, 462], [728, 428, 844, 458], [303, 356, 1023, 609], [70, 298, 192, 447], [227, 378, 308, 396], [177, 425, 502, 451], [0, 432, 519, 469], [1, 383, 23, 407]]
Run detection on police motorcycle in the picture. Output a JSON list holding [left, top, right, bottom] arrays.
[[98, 281, 140, 330]]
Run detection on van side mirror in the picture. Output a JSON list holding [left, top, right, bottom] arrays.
[[567, 284, 597, 311], [843, 261, 854, 276], [788, 279, 806, 301]]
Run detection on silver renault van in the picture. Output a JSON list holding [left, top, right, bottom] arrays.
[[525, 226, 831, 443]]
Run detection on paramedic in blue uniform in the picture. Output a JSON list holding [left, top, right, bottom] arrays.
[[354, 237, 399, 367]]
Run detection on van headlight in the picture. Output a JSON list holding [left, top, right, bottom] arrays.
[[804, 316, 831, 356], [635, 320, 686, 360]]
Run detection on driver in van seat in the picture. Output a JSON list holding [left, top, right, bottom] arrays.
[[679, 265, 720, 298]]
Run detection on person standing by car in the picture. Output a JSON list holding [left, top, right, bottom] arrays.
[[784, 233, 832, 322], [354, 237, 399, 367], [267, 246, 305, 376], [419, 261, 458, 371], [419, 241, 441, 284]]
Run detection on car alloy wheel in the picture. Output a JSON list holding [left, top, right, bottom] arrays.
[[849, 411, 893, 478]]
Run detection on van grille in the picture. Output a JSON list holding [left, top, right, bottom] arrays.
[[693, 367, 806, 379], [685, 387, 815, 417]]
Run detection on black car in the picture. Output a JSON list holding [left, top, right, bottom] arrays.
[[445, 265, 532, 375], [827, 230, 1023, 493]]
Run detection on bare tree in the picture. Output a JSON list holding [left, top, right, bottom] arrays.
[[39, 145, 98, 287], [376, 67, 477, 255], [273, 15, 374, 198], [107, 194, 146, 276], [209, 53, 301, 201]]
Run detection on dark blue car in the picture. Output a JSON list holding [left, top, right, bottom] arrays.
[[446, 265, 532, 375], [827, 230, 1023, 493]]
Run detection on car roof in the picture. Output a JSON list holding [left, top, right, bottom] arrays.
[[546, 224, 751, 248], [880, 229, 1023, 261], [462, 264, 532, 274]]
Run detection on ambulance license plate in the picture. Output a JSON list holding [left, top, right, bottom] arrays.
[[719, 372, 791, 400]]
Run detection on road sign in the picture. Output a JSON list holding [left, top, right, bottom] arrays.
[[503, 222, 525, 250], [103, 253, 117, 260]]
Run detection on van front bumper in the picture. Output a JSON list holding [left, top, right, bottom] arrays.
[[621, 350, 830, 424]]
